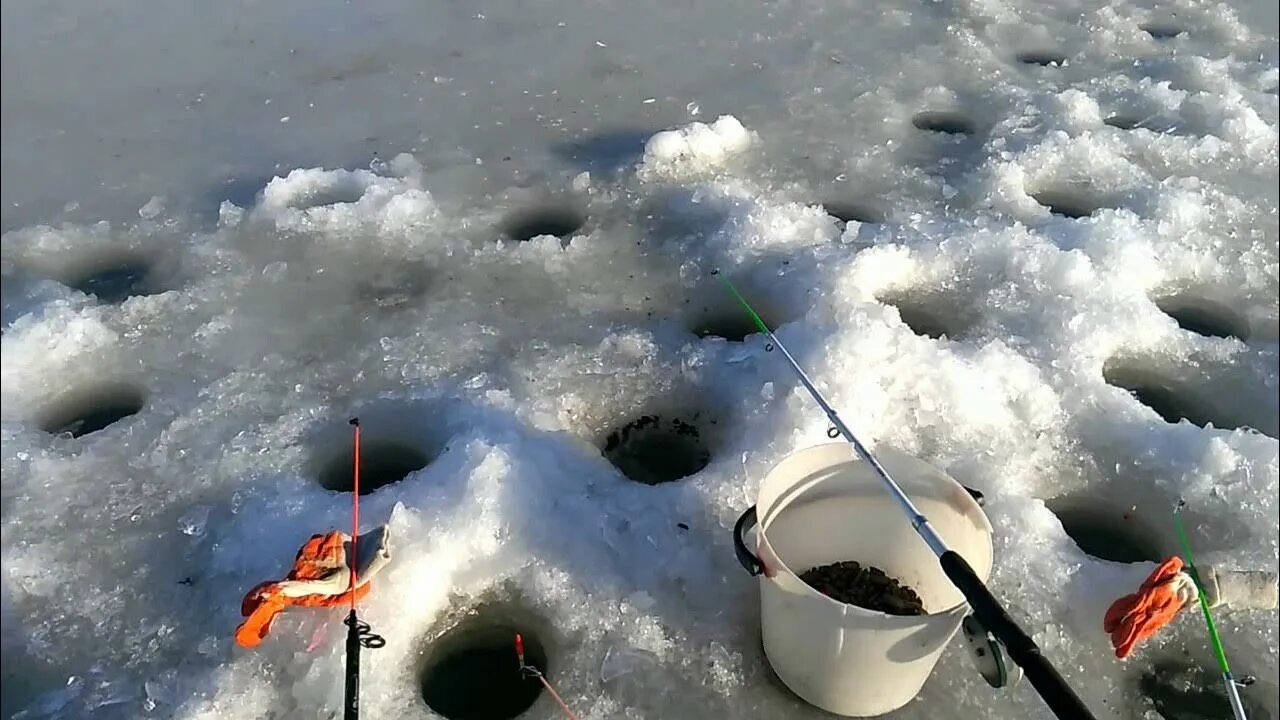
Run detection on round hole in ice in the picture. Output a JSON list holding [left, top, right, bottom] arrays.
[[317, 440, 431, 494], [1103, 115, 1145, 130], [1140, 660, 1269, 720], [1103, 366, 1213, 429], [1046, 496, 1164, 563], [1016, 51, 1067, 67], [880, 293, 970, 340], [1140, 22, 1184, 39], [1031, 187, 1112, 219], [685, 283, 792, 343], [501, 206, 586, 243], [910, 111, 975, 136], [1154, 296, 1248, 341], [1103, 365, 1273, 436], [823, 200, 882, 228], [62, 255, 159, 304], [691, 312, 766, 342], [602, 414, 713, 485], [37, 383, 147, 438], [420, 612, 549, 720]]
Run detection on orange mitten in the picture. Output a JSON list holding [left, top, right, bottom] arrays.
[[234, 530, 378, 648], [1103, 556, 1197, 658]]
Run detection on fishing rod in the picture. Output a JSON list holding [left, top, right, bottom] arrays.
[[1174, 503, 1248, 720], [344, 418, 385, 720], [717, 274, 1097, 720]]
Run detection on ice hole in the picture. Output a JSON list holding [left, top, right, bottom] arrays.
[[823, 200, 882, 229], [911, 111, 975, 136], [602, 414, 714, 485], [1016, 51, 1067, 67], [1140, 660, 1269, 720], [880, 292, 971, 340], [501, 206, 586, 243], [308, 403, 452, 494], [61, 255, 159, 304], [685, 281, 792, 342], [1104, 115, 1145, 130], [420, 610, 549, 720], [1140, 22, 1184, 39], [1046, 496, 1164, 563], [1103, 366, 1210, 429], [317, 440, 430, 494], [1032, 186, 1113, 219], [37, 383, 147, 438], [1155, 296, 1248, 340]]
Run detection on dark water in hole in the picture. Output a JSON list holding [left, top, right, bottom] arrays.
[[824, 201, 880, 227], [694, 314, 762, 342], [69, 263, 153, 303], [1033, 190, 1106, 219], [1050, 505, 1163, 563], [420, 623, 547, 720], [318, 441, 430, 494], [1141, 662, 1268, 720], [603, 416, 711, 485], [911, 111, 974, 135], [503, 208, 584, 242], [1162, 305, 1244, 340], [41, 395, 144, 438], [1127, 385, 1202, 427], [894, 303, 959, 339], [1017, 51, 1067, 66]]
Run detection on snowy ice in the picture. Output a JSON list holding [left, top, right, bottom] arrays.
[[2, 0, 1278, 719]]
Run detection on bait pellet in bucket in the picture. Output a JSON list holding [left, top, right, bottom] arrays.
[[799, 561, 927, 616]]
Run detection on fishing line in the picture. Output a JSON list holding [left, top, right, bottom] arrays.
[[1174, 502, 1248, 720], [716, 271, 1096, 720]]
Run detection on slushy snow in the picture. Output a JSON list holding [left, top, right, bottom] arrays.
[[2, 0, 1278, 718]]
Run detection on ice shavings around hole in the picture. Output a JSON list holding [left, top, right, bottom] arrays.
[[640, 116, 756, 177]]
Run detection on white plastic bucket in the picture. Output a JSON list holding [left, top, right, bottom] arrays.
[[733, 443, 993, 717]]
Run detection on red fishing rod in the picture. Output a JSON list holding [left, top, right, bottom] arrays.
[[344, 418, 384, 720]]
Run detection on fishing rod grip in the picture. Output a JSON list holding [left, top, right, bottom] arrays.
[[940, 551, 1097, 720], [344, 610, 360, 720]]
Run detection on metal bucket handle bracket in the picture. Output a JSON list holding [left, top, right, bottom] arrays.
[[734, 506, 765, 576]]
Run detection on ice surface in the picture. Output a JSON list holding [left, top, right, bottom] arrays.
[[2, 0, 1278, 718]]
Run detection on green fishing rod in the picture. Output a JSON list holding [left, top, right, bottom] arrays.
[[717, 273, 1097, 720], [1174, 503, 1248, 720]]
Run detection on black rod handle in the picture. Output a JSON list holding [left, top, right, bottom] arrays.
[[940, 551, 1097, 720], [733, 506, 764, 576], [344, 610, 361, 720]]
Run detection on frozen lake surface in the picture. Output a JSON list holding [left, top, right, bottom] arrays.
[[2, 0, 1277, 718]]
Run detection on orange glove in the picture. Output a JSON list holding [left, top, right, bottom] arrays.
[[1103, 556, 1197, 659], [235, 531, 373, 648]]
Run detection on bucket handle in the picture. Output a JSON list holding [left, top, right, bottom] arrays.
[[733, 506, 764, 576]]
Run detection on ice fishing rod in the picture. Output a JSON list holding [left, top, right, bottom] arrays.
[[344, 418, 385, 720], [717, 274, 1097, 720], [1174, 503, 1248, 720]]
